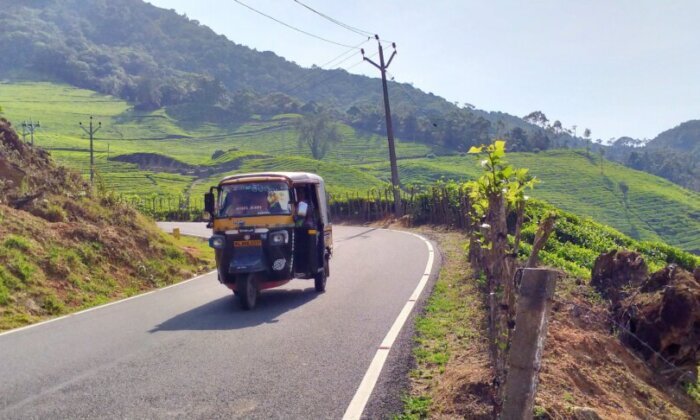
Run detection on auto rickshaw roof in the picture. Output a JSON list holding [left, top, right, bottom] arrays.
[[218, 172, 324, 186]]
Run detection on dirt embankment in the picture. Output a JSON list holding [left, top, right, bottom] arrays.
[[535, 251, 700, 419], [394, 224, 699, 419], [0, 118, 212, 330]]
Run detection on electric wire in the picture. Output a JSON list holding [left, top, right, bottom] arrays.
[[291, 0, 395, 44], [286, 50, 379, 96], [232, 0, 359, 48], [292, 0, 374, 37], [317, 38, 371, 69]]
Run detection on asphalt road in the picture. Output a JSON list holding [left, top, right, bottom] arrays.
[[0, 224, 437, 419]]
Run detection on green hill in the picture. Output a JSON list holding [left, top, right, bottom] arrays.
[[2, 82, 699, 254]]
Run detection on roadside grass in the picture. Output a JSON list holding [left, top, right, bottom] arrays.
[[0, 204, 215, 331], [396, 229, 490, 419]]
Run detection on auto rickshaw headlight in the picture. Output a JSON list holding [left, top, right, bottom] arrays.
[[209, 235, 226, 249], [269, 231, 288, 245]]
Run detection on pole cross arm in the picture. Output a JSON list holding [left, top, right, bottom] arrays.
[[385, 50, 397, 69], [363, 56, 381, 70]]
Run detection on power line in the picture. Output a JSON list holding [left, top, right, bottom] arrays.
[[286, 50, 378, 96], [317, 38, 370, 69], [232, 0, 359, 48], [292, 0, 374, 37], [386, 70, 441, 128]]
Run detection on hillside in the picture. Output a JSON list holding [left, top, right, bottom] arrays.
[[2, 82, 699, 254], [1, 0, 575, 154], [0, 117, 213, 330], [648, 120, 700, 156], [7, 0, 700, 197]]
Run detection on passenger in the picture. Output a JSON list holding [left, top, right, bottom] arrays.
[[295, 189, 316, 228]]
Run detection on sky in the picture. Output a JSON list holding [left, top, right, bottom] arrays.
[[147, 0, 700, 142]]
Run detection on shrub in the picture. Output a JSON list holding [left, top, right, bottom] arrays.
[[4, 235, 31, 251], [42, 294, 64, 315]]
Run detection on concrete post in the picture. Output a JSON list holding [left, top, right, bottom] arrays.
[[501, 268, 557, 419]]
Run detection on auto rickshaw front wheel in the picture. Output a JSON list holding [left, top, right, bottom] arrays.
[[236, 273, 258, 310]]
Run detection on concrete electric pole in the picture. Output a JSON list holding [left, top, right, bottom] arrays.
[[362, 35, 402, 217], [79, 116, 101, 185]]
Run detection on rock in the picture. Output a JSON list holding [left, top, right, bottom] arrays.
[[591, 250, 648, 302], [571, 406, 602, 420]]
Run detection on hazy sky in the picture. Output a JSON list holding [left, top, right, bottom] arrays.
[[148, 0, 699, 141]]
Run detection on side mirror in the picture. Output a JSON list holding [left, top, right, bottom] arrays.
[[204, 192, 215, 215], [297, 201, 308, 218]]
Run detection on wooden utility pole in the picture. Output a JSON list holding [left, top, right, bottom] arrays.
[[79, 116, 101, 185], [22, 119, 40, 145], [362, 35, 402, 217], [501, 268, 558, 419]]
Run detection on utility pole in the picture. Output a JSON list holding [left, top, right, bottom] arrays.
[[21, 121, 28, 142], [79, 116, 101, 185], [23, 119, 40, 145], [362, 35, 402, 217]]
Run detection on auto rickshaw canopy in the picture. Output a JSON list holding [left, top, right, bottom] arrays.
[[217, 172, 330, 225]]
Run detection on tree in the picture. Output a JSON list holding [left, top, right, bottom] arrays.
[[551, 120, 563, 135], [583, 128, 592, 156], [523, 111, 549, 128], [296, 112, 343, 160]]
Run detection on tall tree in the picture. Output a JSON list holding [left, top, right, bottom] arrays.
[[296, 112, 343, 160], [523, 111, 549, 128]]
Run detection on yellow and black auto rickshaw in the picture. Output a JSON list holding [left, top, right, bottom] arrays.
[[204, 172, 332, 309]]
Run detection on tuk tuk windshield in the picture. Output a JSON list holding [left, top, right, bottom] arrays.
[[219, 181, 292, 217]]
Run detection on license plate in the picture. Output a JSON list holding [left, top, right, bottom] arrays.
[[233, 240, 262, 247]]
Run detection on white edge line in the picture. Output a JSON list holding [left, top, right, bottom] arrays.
[[0, 270, 216, 338], [343, 231, 435, 420]]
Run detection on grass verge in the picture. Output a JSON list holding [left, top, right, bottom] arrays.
[[396, 228, 493, 419]]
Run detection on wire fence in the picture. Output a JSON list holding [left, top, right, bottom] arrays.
[[122, 185, 473, 226]]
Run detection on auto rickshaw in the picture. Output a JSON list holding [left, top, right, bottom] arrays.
[[204, 172, 332, 309]]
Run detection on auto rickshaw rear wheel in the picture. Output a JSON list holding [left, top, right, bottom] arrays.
[[314, 256, 328, 292], [236, 273, 258, 310]]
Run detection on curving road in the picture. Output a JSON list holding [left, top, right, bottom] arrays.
[[0, 224, 437, 419]]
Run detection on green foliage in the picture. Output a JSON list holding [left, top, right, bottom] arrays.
[[4, 235, 31, 251], [466, 139, 537, 220], [523, 199, 699, 277], [42, 294, 65, 315], [396, 395, 431, 419]]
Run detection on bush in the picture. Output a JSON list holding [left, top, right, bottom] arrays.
[[3, 235, 31, 251], [42, 294, 64, 315]]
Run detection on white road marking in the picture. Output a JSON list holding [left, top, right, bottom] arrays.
[[0, 270, 217, 338], [343, 230, 435, 420]]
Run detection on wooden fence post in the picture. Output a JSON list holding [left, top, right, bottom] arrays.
[[501, 268, 558, 419]]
